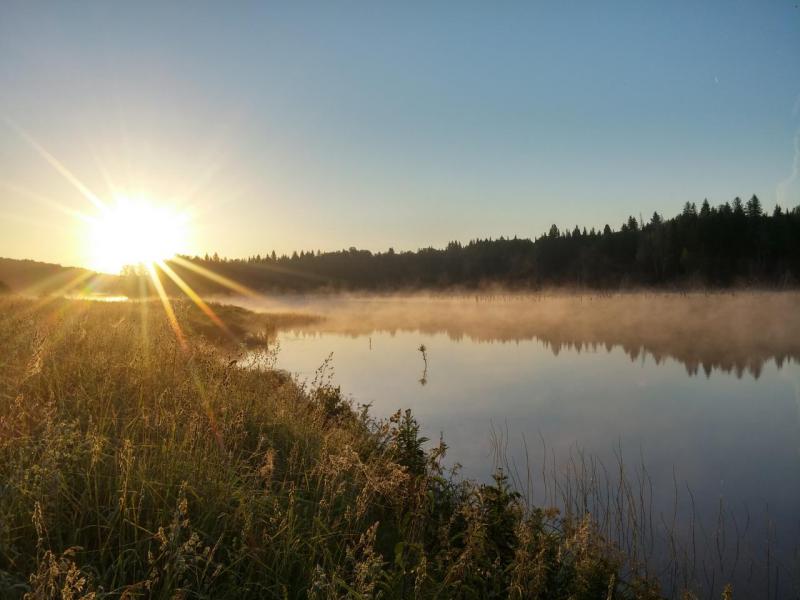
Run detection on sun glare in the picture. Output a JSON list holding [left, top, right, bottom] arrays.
[[88, 197, 189, 274]]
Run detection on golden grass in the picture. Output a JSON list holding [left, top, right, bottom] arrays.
[[0, 295, 685, 598]]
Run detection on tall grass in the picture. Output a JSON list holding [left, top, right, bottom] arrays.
[[0, 296, 720, 598]]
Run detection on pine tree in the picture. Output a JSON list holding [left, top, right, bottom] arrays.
[[745, 194, 763, 218]]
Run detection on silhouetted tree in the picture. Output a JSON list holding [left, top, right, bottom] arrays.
[[745, 194, 763, 218]]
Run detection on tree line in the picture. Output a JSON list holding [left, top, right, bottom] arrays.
[[134, 195, 800, 294]]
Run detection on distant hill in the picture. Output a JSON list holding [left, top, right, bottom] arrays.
[[0, 257, 121, 295]]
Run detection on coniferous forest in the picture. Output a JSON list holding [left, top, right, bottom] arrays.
[[145, 196, 800, 293]]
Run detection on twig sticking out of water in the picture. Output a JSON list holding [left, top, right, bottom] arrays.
[[418, 344, 428, 386]]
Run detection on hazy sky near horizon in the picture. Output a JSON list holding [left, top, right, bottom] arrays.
[[1, 1, 799, 270]]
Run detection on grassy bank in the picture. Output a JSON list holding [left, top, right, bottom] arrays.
[[0, 296, 680, 598]]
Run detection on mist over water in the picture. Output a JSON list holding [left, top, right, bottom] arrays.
[[232, 291, 800, 377], [232, 291, 800, 597]]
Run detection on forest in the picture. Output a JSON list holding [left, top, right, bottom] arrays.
[[131, 195, 800, 293]]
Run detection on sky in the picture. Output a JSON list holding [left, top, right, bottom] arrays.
[[0, 1, 798, 271]]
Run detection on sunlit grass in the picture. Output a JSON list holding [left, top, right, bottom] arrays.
[[0, 295, 693, 598]]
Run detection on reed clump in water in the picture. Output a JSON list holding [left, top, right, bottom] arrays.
[[0, 295, 711, 598], [490, 428, 797, 600]]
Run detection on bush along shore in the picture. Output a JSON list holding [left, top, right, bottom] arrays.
[[0, 296, 729, 598]]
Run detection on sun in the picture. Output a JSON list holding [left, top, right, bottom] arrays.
[[87, 197, 190, 274]]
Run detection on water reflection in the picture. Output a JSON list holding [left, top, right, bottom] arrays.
[[248, 291, 800, 378]]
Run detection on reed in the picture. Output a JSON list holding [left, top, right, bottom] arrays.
[[490, 426, 798, 599]]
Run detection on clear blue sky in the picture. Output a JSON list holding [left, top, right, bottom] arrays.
[[1, 1, 798, 268]]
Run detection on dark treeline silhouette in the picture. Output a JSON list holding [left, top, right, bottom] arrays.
[[0, 257, 119, 295], [138, 196, 799, 293]]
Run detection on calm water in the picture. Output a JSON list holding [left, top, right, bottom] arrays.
[[234, 292, 800, 596]]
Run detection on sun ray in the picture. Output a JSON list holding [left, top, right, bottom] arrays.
[[2, 115, 232, 455], [0, 271, 99, 350], [23, 269, 97, 300], [246, 259, 331, 283], [87, 143, 123, 200], [146, 262, 187, 350], [4, 118, 106, 212], [170, 256, 260, 297], [137, 275, 151, 360], [155, 260, 238, 343], [0, 211, 80, 238], [0, 180, 93, 223], [147, 264, 226, 451]]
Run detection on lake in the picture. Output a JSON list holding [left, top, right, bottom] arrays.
[[232, 291, 800, 597]]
